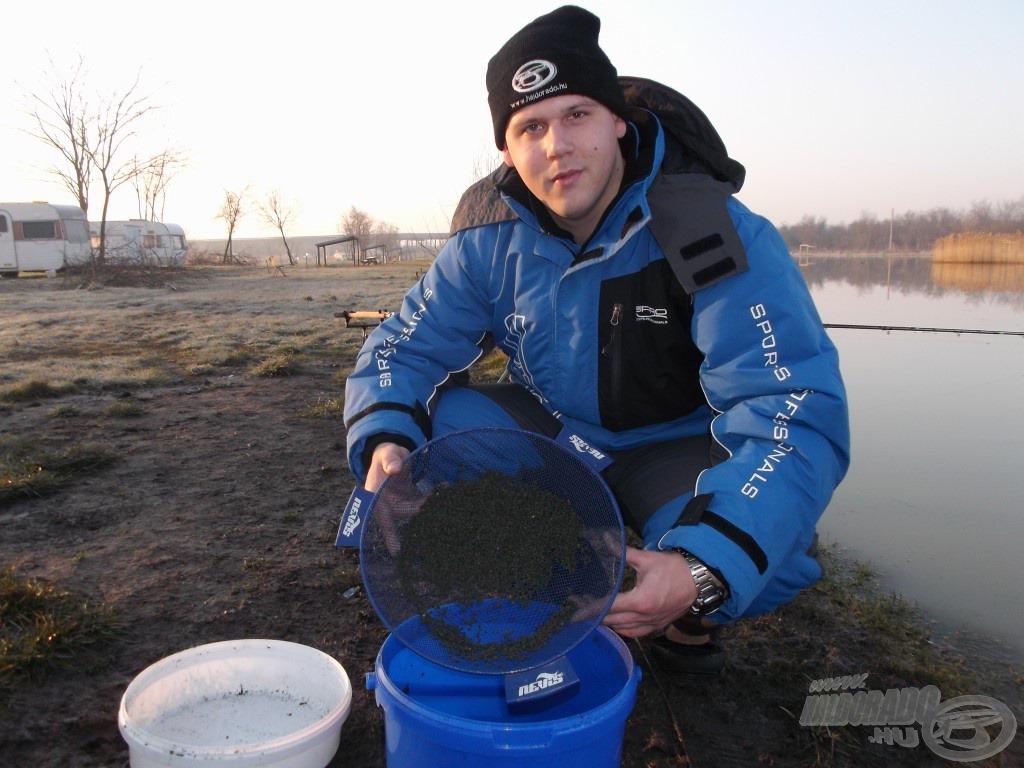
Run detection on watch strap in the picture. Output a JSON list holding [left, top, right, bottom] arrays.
[[676, 549, 728, 616]]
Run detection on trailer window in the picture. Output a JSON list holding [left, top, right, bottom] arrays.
[[22, 221, 58, 240], [0, 215, 7, 233], [64, 219, 90, 244]]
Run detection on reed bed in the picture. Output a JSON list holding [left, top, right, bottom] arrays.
[[933, 231, 1024, 264]]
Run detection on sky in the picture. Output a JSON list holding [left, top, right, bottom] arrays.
[[2, 1, 1022, 241]]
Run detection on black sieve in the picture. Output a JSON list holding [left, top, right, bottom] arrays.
[[352, 427, 625, 678]]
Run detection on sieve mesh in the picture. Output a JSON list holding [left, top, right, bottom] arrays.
[[360, 428, 625, 674]]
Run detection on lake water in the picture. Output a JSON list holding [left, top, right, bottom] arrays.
[[800, 254, 1024, 665]]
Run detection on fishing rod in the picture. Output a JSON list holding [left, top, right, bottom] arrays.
[[338, 309, 1024, 338], [824, 323, 1024, 337]]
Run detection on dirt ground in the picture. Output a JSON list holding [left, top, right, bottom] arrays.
[[1, 265, 1020, 767]]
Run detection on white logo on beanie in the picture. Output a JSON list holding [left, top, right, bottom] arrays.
[[511, 60, 557, 93]]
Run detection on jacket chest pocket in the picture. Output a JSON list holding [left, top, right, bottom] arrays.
[[597, 267, 705, 431]]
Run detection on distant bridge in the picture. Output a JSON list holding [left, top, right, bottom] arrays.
[[399, 233, 450, 256]]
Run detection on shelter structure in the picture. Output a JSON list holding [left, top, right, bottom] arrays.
[[315, 235, 359, 266], [361, 244, 386, 264]]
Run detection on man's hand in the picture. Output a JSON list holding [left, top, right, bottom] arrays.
[[364, 442, 412, 554], [365, 442, 410, 493], [601, 547, 697, 638]]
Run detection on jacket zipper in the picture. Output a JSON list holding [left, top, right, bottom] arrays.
[[601, 303, 624, 426]]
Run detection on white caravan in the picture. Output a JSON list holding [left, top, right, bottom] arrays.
[[90, 220, 188, 267], [0, 202, 93, 276]]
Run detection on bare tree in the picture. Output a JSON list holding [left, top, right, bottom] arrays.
[[217, 187, 249, 264], [258, 189, 297, 265], [133, 147, 188, 221], [89, 72, 161, 264], [22, 54, 93, 214], [338, 206, 404, 263], [374, 221, 401, 261], [22, 55, 181, 269], [339, 205, 376, 243]]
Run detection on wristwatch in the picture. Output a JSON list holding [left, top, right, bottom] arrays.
[[676, 549, 729, 617]]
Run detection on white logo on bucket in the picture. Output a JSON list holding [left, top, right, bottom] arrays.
[[342, 497, 363, 538], [518, 671, 564, 698]]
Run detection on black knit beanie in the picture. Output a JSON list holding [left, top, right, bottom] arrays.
[[486, 5, 628, 148]]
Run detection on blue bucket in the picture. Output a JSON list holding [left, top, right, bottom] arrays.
[[367, 627, 641, 767]]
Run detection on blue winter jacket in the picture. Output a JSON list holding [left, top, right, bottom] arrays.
[[344, 113, 850, 620]]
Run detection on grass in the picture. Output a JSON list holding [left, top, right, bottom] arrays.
[[0, 378, 76, 403], [1, 264, 391, 399], [327, 561, 364, 593], [297, 396, 345, 419], [736, 549, 974, 693], [237, 557, 277, 594], [48, 403, 80, 419], [0, 436, 118, 507], [690, 546, 992, 766], [105, 400, 145, 418], [249, 353, 302, 378], [467, 348, 511, 382], [808, 555, 971, 692], [0, 566, 120, 690], [241, 557, 273, 572]]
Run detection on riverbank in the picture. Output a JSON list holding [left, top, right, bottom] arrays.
[[2, 265, 1020, 766]]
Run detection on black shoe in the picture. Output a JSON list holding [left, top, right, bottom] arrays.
[[648, 633, 726, 683]]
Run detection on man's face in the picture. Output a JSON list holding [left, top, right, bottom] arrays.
[[501, 94, 627, 244]]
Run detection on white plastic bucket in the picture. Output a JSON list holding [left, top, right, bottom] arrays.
[[118, 639, 352, 768]]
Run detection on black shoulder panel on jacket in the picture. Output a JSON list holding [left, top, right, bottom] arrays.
[[647, 174, 750, 294], [449, 166, 519, 236], [620, 76, 749, 293]]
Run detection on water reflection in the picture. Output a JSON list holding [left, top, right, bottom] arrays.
[[932, 260, 1024, 293], [799, 255, 1024, 665], [802, 253, 1024, 308]]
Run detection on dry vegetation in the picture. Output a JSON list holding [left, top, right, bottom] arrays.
[[933, 231, 1024, 264]]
